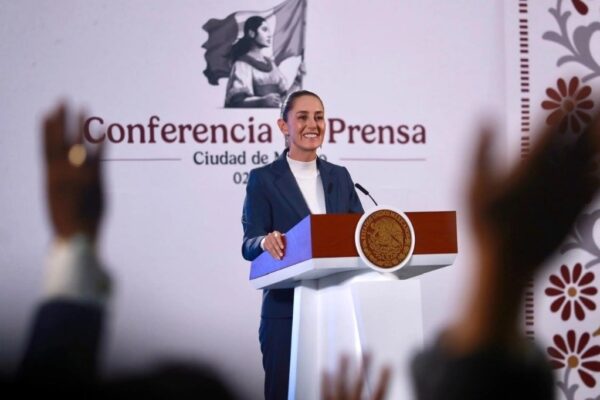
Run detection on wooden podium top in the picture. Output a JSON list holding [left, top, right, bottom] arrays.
[[250, 211, 457, 284]]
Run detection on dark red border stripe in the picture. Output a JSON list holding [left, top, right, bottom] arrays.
[[519, 0, 534, 340]]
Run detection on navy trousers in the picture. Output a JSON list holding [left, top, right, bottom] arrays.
[[259, 317, 293, 400]]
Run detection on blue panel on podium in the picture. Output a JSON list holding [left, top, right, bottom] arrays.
[[249, 215, 313, 279]]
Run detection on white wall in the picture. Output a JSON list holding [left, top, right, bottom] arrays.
[[0, 1, 506, 398]]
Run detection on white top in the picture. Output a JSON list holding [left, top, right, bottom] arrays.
[[287, 155, 326, 214], [259, 156, 327, 250]]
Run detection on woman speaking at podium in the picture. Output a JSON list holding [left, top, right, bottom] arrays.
[[241, 90, 364, 399]]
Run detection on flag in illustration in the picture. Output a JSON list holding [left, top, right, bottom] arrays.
[[202, 0, 307, 85]]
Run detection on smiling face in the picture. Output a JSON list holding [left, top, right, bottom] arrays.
[[251, 21, 272, 48], [278, 95, 325, 161]]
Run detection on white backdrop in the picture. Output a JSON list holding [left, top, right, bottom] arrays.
[[0, 1, 506, 398]]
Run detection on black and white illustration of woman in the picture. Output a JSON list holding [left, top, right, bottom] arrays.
[[225, 16, 304, 108]]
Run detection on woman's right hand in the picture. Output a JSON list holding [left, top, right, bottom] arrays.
[[261, 93, 282, 107], [264, 231, 286, 260]]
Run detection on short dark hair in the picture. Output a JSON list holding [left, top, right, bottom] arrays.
[[280, 90, 324, 121]]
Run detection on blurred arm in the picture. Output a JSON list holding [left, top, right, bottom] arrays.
[[19, 103, 111, 384]]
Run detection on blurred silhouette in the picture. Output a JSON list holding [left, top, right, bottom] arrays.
[[6, 104, 235, 399], [324, 99, 600, 399], [321, 355, 391, 400], [413, 112, 600, 399], [18, 104, 108, 386]]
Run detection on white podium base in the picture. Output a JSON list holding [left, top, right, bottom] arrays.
[[288, 271, 423, 400]]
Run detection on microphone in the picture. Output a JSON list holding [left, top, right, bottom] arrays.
[[354, 183, 378, 206]]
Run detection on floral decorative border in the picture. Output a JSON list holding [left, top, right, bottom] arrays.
[[536, 1, 600, 398], [561, 210, 600, 269], [547, 329, 600, 400], [543, 0, 600, 82]]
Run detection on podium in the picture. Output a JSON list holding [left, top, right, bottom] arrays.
[[250, 210, 457, 400]]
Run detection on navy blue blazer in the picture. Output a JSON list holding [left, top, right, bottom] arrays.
[[242, 150, 364, 318]]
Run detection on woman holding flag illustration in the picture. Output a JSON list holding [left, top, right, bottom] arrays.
[[225, 16, 305, 108]]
